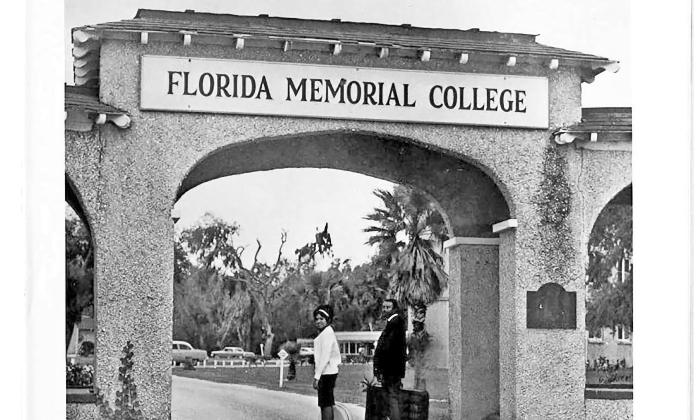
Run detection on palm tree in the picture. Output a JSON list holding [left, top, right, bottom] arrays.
[[364, 186, 448, 390]]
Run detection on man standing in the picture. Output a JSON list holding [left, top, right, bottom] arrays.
[[373, 298, 406, 420], [281, 337, 300, 380]]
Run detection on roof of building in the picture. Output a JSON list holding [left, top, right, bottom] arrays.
[[78, 316, 95, 330], [80, 9, 611, 61], [71, 9, 617, 87], [298, 330, 382, 344], [65, 85, 131, 130], [562, 107, 632, 133], [65, 85, 126, 115], [334, 331, 382, 342], [553, 107, 632, 145]]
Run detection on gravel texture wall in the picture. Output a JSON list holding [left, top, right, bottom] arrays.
[[64, 35, 630, 419]]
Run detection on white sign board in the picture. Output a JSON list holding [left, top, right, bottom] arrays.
[[141, 56, 549, 128], [277, 349, 289, 360]]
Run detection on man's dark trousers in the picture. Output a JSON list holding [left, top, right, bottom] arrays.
[[382, 375, 402, 420]]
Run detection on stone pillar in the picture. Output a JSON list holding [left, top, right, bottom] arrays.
[[91, 128, 174, 419], [498, 221, 586, 419], [446, 237, 500, 420], [423, 290, 449, 369]]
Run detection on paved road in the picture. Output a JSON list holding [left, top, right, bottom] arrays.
[[172, 375, 365, 420]]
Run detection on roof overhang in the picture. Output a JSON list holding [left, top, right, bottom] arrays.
[[70, 9, 618, 88], [553, 107, 631, 148], [65, 85, 131, 131]]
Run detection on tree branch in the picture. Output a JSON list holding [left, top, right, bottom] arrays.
[[252, 240, 262, 269], [273, 231, 287, 270]]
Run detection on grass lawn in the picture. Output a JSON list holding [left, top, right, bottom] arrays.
[[173, 364, 450, 419], [585, 368, 633, 386]]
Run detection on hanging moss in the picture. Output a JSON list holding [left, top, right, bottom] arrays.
[[536, 145, 575, 278], [537, 146, 572, 227]]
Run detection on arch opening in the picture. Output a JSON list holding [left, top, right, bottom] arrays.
[[175, 131, 511, 238], [169, 132, 510, 418], [585, 184, 633, 385], [65, 177, 96, 394]]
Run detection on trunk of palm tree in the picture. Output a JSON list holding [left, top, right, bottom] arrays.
[[410, 302, 428, 391]]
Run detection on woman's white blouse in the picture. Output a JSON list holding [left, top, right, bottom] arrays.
[[313, 326, 341, 380]]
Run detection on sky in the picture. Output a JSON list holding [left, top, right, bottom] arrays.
[[65, 0, 631, 267]]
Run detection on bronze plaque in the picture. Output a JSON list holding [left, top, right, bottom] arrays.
[[526, 282, 576, 329]]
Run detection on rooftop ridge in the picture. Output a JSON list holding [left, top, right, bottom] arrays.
[[133, 8, 539, 42]]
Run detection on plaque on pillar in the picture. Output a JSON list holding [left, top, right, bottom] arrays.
[[526, 283, 576, 329]]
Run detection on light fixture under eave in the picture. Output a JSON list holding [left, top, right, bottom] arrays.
[[108, 114, 131, 129], [553, 132, 578, 145]]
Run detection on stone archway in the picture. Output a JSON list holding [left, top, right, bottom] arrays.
[[175, 130, 512, 419], [176, 131, 511, 237]]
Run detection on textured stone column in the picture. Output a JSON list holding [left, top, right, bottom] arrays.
[[498, 222, 586, 419], [91, 127, 174, 419], [446, 237, 500, 420]]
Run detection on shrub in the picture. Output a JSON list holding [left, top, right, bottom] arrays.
[[586, 356, 632, 384], [79, 341, 95, 356], [66, 361, 94, 388]]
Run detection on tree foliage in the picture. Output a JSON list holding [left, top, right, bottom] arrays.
[[173, 213, 391, 356], [586, 203, 633, 332], [364, 186, 448, 390], [174, 214, 343, 356], [65, 212, 93, 349]]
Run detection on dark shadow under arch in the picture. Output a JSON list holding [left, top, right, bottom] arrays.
[[176, 131, 511, 238], [66, 176, 92, 236]]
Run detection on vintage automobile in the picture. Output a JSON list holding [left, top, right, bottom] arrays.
[[172, 340, 207, 364], [210, 346, 256, 359], [299, 346, 314, 364]]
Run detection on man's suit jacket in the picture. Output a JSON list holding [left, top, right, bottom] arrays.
[[373, 312, 406, 379]]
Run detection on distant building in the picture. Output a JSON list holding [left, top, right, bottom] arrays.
[[67, 314, 95, 359], [300, 330, 381, 357], [587, 325, 633, 367], [586, 256, 633, 367]]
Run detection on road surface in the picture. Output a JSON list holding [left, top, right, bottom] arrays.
[[172, 375, 365, 420]]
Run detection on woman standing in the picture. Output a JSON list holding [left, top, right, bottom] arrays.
[[312, 304, 341, 420]]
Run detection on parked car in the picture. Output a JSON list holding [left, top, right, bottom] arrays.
[[299, 346, 314, 365], [172, 340, 207, 364], [210, 346, 255, 359]]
